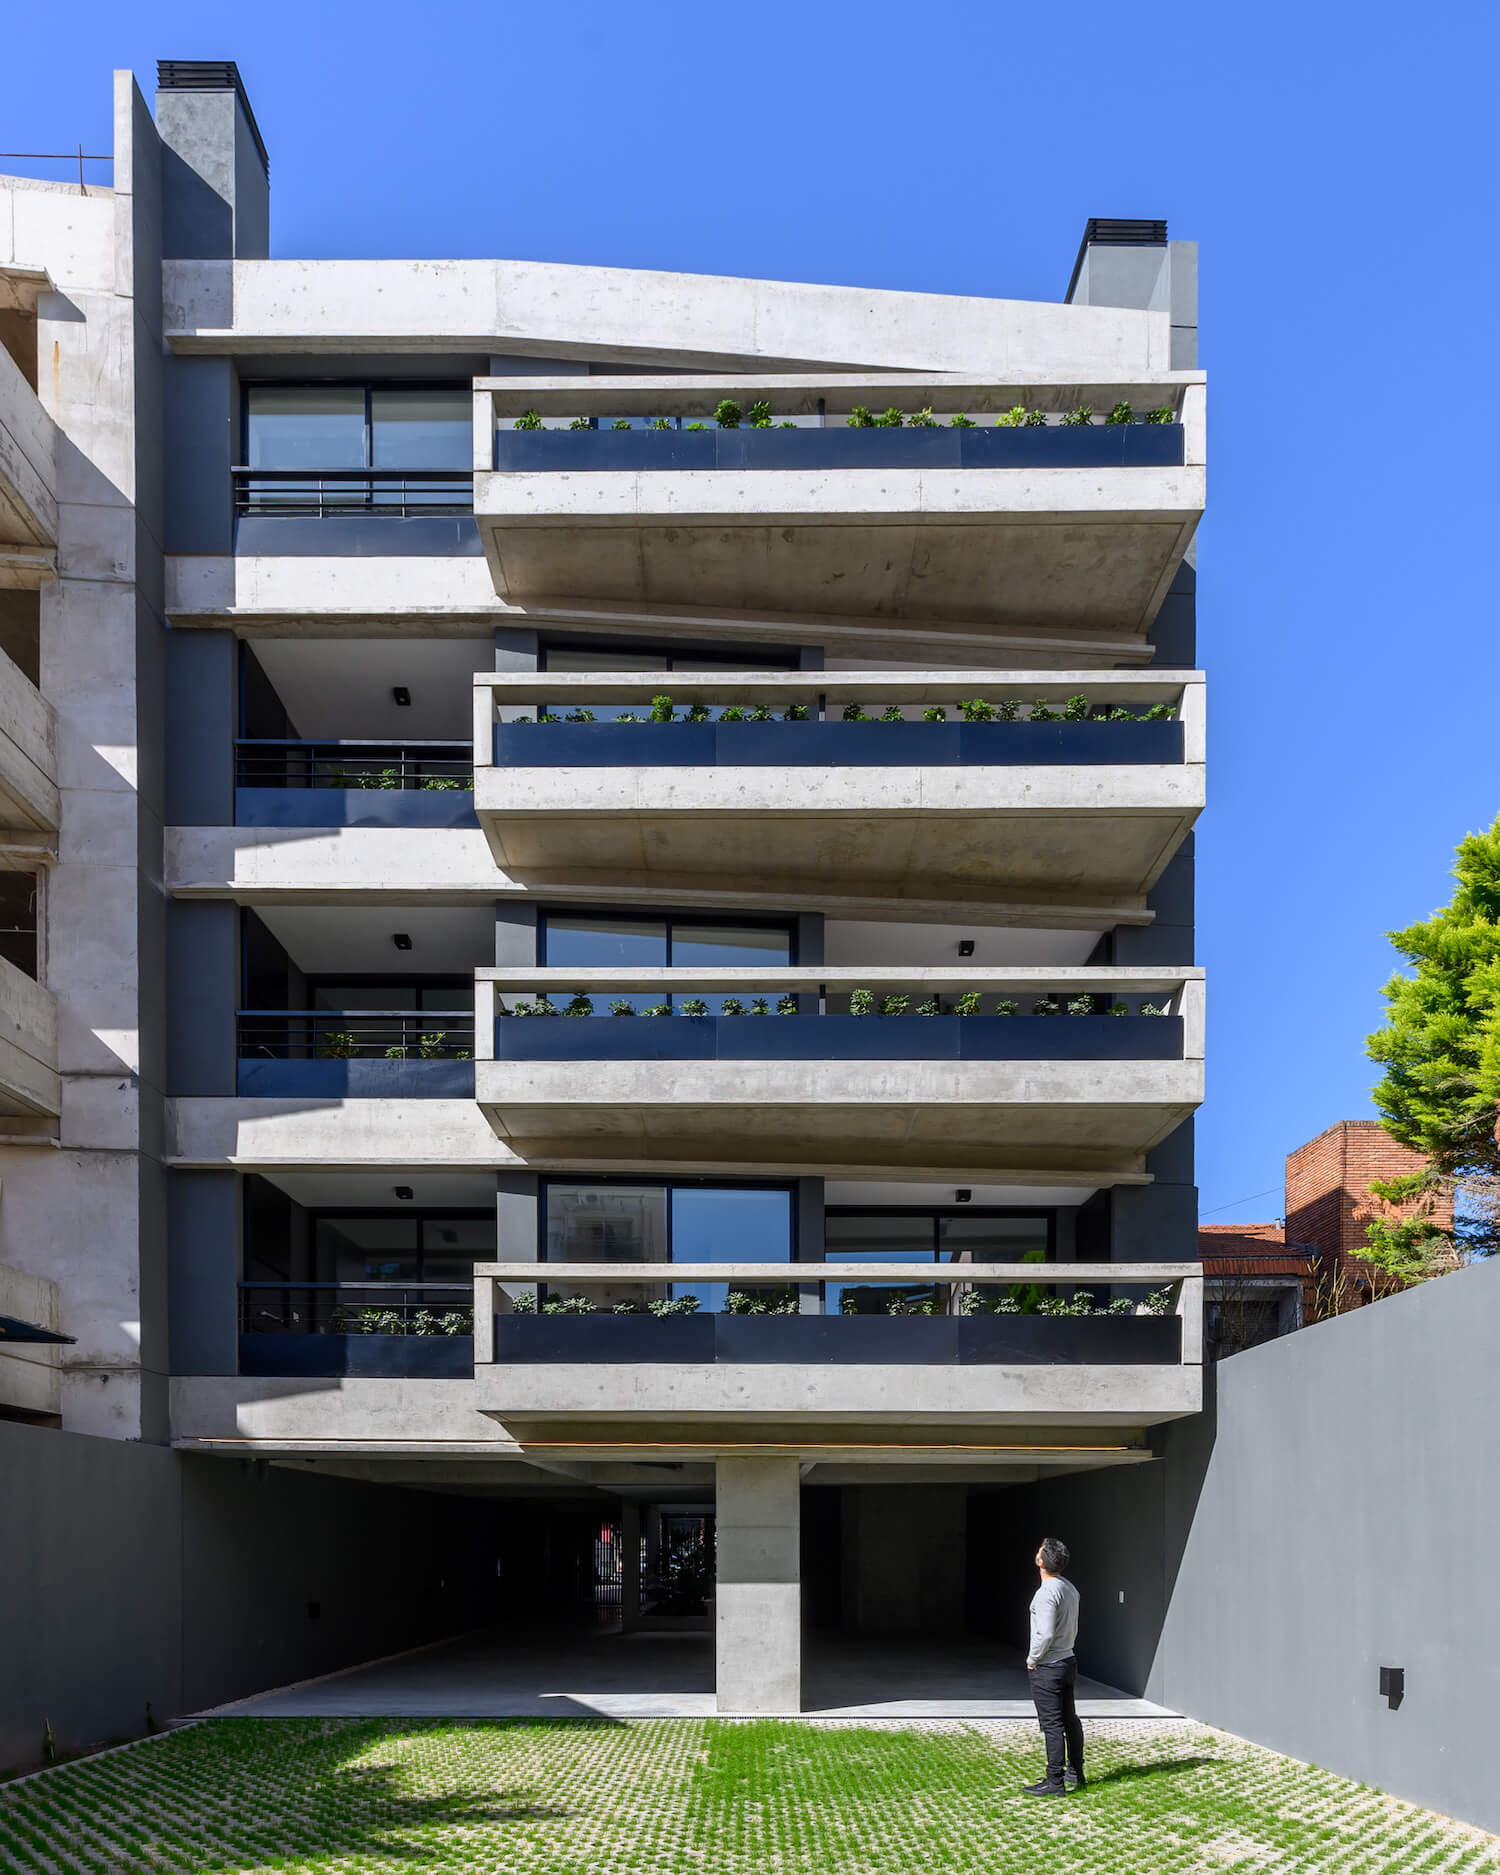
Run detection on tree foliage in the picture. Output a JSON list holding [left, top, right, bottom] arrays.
[[1365, 815, 1500, 1275]]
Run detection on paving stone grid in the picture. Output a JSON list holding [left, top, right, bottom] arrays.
[[2, 1716, 1497, 1875]]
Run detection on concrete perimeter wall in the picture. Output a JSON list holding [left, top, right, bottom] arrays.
[[0, 1422, 503, 1772], [1009, 1258, 1500, 1834]]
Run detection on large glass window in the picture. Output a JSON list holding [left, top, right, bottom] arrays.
[[540, 914, 791, 1015], [540, 644, 796, 721], [243, 384, 470, 514], [311, 1214, 493, 1285], [824, 1210, 1052, 1315], [246, 387, 366, 469], [542, 1181, 792, 1312], [369, 388, 471, 468]]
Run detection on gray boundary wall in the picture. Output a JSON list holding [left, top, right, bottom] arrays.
[[0, 1423, 503, 1772], [1008, 1258, 1500, 1834]]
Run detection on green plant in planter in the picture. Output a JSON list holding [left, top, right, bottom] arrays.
[[909, 407, 938, 427], [1145, 406, 1175, 424], [568, 416, 593, 431], [779, 422, 797, 429], [510, 1291, 537, 1314], [717, 705, 746, 723], [1097, 706, 1136, 723], [536, 711, 562, 724], [1061, 405, 1095, 426], [649, 416, 672, 430], [545, 1295, 595, 1316], [720, 997, 746, 1016], [685, 421, 706, 430], [418, 1032, 449, 1057], [612, 1299, 644, 1315], [616, 711, 641, 722], [564, 708, 597, 723], [609, 999, 637, 1017], [1029, 699, 1060, 722], [995, 999, 1018, 1017], [318, 1031, 361, 1059], [922, 705, 947, 723], [783, 702, 809, 722], [611, 418, 632, 431], [846, 405, 876, 427], [959, 697, 994, 723], [993, 698, 1020, 722], [777, 994, 799, 1015], [1140, 1001, 1168, 1017], [1031, 997, 1062, 1016], [873, 407, 905, 427], [1104, 1297, 1134, 1317], [953, 991, 982, 1016], [916, 995, 941, 1016], [996, 406, 1027, 427], [949, 412, 976, 428], [1067, 995, 1097, 1017], [643, 1001, 672, 1018], [1064, 694, 1090, 721], [1109, 1001, 1131, 1016], [1106, 402, 1135, 425], [713, 399, 742, 428], [384, 1044, 406, 1059], [747, 703, 776, 723], [421, 775, 464, 790], [849, 989, 877, 1017], [532, 995, 560, 1017], [513, 409, 543, 430], [1139, 701, 1177, 721], [749, 997, 772, 1016], [842, 702, 871, 722], [1024, 408, 1049, 427], [649, 1296, 700, 1317], [680, 998, 709, 1018], [1144, 1288, 1175, 1315], [880, 993, 911, 1016], [747, 400, 773, 427], [564, 993, 594, 1018], [684, 702, 713, 724], [649, 694, 675, 722], [880, 704, 904, 722], [887, 1295, 937, 1316]]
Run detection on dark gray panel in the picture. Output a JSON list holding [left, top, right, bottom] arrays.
[[233, 516, 483, 556], [167, 1170, 240, 1374], [165, 629, 235, 824], [165, 899, 237, 1095], [164, 358, 235, 554], [495, 903, 539, 966]]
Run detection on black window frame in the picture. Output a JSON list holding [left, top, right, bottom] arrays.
[[239, 379, 473, 471], [538, 1173, 800, 1270], [823, 1206, 1057, 1262], [241, 1199, 495, 1286], [538, 635, 796, 672], [538, 908, 798, 970]]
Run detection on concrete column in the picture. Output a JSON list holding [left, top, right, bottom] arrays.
[[716, 1455, 800, 1714]]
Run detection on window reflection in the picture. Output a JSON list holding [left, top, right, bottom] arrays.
[[824, 1210, 1052, 1315]]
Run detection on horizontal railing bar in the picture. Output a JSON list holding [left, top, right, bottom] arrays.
[[478, 670, 1200, 704], [239, 1282, 472, 1291], [476, 1262, 1198, 1283], [482, 967, 1198, 989], [231, 466, 474, 480], [238, 1010, 474, 1020], [236, 738, 471, 749]]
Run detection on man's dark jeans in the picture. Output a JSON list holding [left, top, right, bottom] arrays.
[[1030, 1655, 1084, 1785]]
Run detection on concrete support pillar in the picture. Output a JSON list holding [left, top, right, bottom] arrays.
[[621, 1499, 641, 1632], [715, 1455, 800, 1714]]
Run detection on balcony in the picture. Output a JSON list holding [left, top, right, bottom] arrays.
[[474, 967, 1203, 1178], [0, 338, 57, 579], [471, 1262, 1204, 1436], [0, 643, 59, 837], [0, 951, 59, 1118], [236, 1009, 476, 1098], [239, 1281, 473, 1378], [473, 671, 1203, 922], [472, 374, 1204, 643], [235, 738, 476, 828]]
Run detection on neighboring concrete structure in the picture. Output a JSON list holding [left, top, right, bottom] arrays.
[[1, 61, 1208, 1731]]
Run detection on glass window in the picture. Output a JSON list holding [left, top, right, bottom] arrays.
[[420, 1218, 494, 1283], [544, 648, 671, 673], [939, 1215, 1050, 1262], [247, 387, 366, 469], [670, 1187, 792, 1313], [547, 1184, 668, 1263], [544, 917, 668, 970], [370, 388, 471, 468], [670, 924, 790, 1015], [315, 1217, 420, 1284], [824, 1212, 936, 1315]]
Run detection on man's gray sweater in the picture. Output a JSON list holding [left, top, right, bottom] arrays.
[[1027, 1575, 1080, 1667]]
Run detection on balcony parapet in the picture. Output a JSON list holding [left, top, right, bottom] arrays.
[[0, 642, 59, 834], [0, 338, 58, 564]]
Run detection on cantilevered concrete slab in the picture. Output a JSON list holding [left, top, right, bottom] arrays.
[[0, 644, 59, 834], [0, 954, 59, 1118], [0, 331, 58, 579]]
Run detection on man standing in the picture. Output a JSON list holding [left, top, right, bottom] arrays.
[[1021, 1536, 1085, 1795]]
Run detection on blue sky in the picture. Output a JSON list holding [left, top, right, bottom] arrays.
[[5, 0, 1496, 1223]]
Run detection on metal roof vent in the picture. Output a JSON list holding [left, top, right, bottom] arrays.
[[1066, 218, 1168, 301], [156, 60, 268, 174]]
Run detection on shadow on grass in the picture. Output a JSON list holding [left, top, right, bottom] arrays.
[[1079, 1755, 1219, 1789]]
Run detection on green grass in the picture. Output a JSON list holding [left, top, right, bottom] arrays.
[[0, 1716, 1495, 1874]]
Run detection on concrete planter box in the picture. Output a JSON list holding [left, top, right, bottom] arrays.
[[237, 1058, 475, 1098], [492, 425, 1185, 473], [239, 1333, 473, 1378], [493, 1014, 1182, 1065], [236, 787, 477, 829], [492, 720, 1182, 769], [494, 1312, 1181, 1366]]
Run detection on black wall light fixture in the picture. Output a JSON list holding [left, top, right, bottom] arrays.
[[1379, 1666, 1405, 1709], [957, 939, 975, 957], [955, 1189, 972, 1203], [393, 933, 413, 951], [392, 687, 412, 707], [393, 1186, 414, 1201]]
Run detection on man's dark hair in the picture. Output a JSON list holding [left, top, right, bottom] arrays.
[[1039, 1537, 1071, 1573]]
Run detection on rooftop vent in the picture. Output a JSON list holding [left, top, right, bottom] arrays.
[[1066, 218, 1168, 301], [156, 60, 268, 174]]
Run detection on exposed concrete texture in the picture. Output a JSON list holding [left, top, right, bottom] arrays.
[[0, 324, 58, 552], [171, 1374, 524, 1449], [0, 1260, 61, 1418], [163, 258, 1177, 376], [0, 951, 59, 1114], [0, 640, 61, 831], [717, 1455, 801, 1713]]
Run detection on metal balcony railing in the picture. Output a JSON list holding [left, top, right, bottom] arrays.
[[237, 1011, 475, 1061], [238, 1282, 473, 1336], [235, 739, 473, 791], [232, 466, 473, 519]]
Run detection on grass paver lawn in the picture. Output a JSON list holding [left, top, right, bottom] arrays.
[[1, 1716, 1496, 1875]]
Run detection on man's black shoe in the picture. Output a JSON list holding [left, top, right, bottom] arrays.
[[1020, 1779, 1066, 1796], [1065, 1772, 1087, 1792]]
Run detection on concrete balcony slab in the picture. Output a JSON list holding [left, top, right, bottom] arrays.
[[0, 340, 57, 557], [0, 954, 59, 1118], [0, 643, 59, 833]]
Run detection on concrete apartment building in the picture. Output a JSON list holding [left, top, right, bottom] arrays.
[[0, 63, 1208, 1719]]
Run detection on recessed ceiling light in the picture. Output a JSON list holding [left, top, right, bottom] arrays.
[[393, 1186, 414, 1201], [392, 686, 412, 707], [957, 939, 975, 957], [955, 1188, 972, 1203], [393, 933, 413, 951]]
